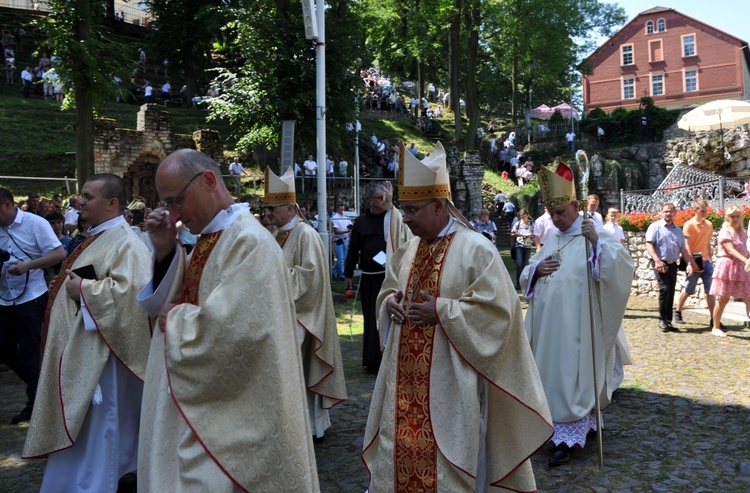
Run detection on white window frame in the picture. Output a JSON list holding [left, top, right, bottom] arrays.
[[645, 21, 654, 34], [651, 73, 664, 97], [623, 77, 635, 100], [657, 18, 666, 32], [621, 44, 634, 66], [682, 34, 697, 57], [684, 68, 698, 92]]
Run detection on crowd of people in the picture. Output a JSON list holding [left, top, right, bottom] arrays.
[[3, 138, 748, 492]]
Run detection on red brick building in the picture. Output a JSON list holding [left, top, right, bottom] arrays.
[[581, 7, 750, 113]]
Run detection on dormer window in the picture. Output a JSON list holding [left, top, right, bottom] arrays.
[[646, 21, 654, 34], [657, 19, 666, 32]]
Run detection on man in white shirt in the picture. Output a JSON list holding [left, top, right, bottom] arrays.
[[64, 195, 81, 234], [161, 80, 171, 104], [330, 204, 352, 279], [495, 190, 507, 214], [579, 193, 603, 225], [533, 206, 559, 251], [303, 154, 317, 192], [21, 65, 32, 98], [228, 156, 246, 196], [0, 187, 66, 424], [566, 130, 576, 153]]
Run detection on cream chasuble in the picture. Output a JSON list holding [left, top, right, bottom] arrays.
[[364, 225, 552, 493], [23, 220, 153, 489], [521, 218, 633, 426], [138, 210, 319, 493], [276, 217, 347, 437]]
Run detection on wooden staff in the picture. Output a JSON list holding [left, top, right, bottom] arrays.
[[575, 149, 604, 470]]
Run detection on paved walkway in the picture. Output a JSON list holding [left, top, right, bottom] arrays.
[[1, 295, 749, 492]]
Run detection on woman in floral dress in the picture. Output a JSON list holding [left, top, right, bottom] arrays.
[[709, 206, 750, 337]]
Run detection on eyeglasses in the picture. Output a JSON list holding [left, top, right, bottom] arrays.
[[400, 199, 436, 216], [263, 204, 290, 212], [158, 172, 204, 210], [369, 195, 384, 201]]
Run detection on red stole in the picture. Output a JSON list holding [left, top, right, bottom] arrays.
[[394, 232, 455, 493], [40, 233, 102, 356], [181, 231, 223, 304]]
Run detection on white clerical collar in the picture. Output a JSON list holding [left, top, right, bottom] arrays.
[[437, 215, 457, 238], [88, 215, 126, 235], [278, 214, 298, 233], [201, 203, 249, 235], [559, 215, 582, 237]]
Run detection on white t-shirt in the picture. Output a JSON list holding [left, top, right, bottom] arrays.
[[303, 159, 317, 176], [603, 222, 625, 241], [566, 132, 576, 143], [533, 213, 558, 246]]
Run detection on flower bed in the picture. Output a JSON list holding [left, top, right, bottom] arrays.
[[620, 205, 750, 232]]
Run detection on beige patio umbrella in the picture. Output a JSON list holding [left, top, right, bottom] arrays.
[[678, 99, 750, 132], [678, 99, 750, 176]]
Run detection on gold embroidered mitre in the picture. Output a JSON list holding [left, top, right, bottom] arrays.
[[264, 166, 296, 204], [398, 141, 452, 201], [538, 161, 577, 209]]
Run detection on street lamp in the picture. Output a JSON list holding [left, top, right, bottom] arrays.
[[569, 69, 575, 134], [354, 57, 362, 215]]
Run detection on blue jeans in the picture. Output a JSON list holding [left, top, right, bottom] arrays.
[[514, 245, 532, 286], [684, 260, 713, 295], [333, 238, 348, 278]]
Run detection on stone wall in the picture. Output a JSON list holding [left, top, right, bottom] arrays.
[[627, 231, 717, 308], [93, 104, 223, 206]]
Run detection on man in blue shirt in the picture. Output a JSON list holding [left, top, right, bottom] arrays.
[[645, 202, 698, 332]]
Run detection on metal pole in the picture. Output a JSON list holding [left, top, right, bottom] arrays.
[[315, 0, 329, 258], [354, 58, 361, 216], [570, 70, 574, 134], [719, 176, 725, 210], [575, 150, 604, 470], [620, 189, 624, 214]]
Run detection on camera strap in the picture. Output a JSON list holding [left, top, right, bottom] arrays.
[[0, 226, 32, 303]]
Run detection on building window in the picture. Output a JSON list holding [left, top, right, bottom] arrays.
[[657, 18, 666, 32], [685, 70, 697, 92], [651, 74, 664, 96], [621, 44, 634, 66], [646, 21, 654, 34], [649, 40, 663, 62], [683, 34, 696, 57], [623, 78, 635, 99]]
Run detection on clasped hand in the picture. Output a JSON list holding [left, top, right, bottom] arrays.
[[146, 208, 177, 261], [386, 290, 437, 326]]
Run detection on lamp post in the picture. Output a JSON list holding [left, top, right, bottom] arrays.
[[569, 69, 575, 134], [354, 57, 362, 216]]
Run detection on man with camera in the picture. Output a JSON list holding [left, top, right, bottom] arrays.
[[0, 187, 66, 424]]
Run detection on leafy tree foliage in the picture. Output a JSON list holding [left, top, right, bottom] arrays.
[[36, 0, 133, 184], [207, 0, 365, 162], [143, 0, 229, 99]]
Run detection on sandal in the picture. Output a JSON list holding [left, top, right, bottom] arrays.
[[711, 328, 727, 338]]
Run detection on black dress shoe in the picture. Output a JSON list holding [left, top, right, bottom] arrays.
[[10, 407, 32, 424], [659, 320, 679, 333], [548, 444, 574, 467]]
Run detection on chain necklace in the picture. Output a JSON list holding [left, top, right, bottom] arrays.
[[544, 233, 581, 283]]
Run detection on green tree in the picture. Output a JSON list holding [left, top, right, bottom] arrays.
[[208, 0, 365, 162], [36, 0, 133, 186], [144, 0, 228, 99]]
